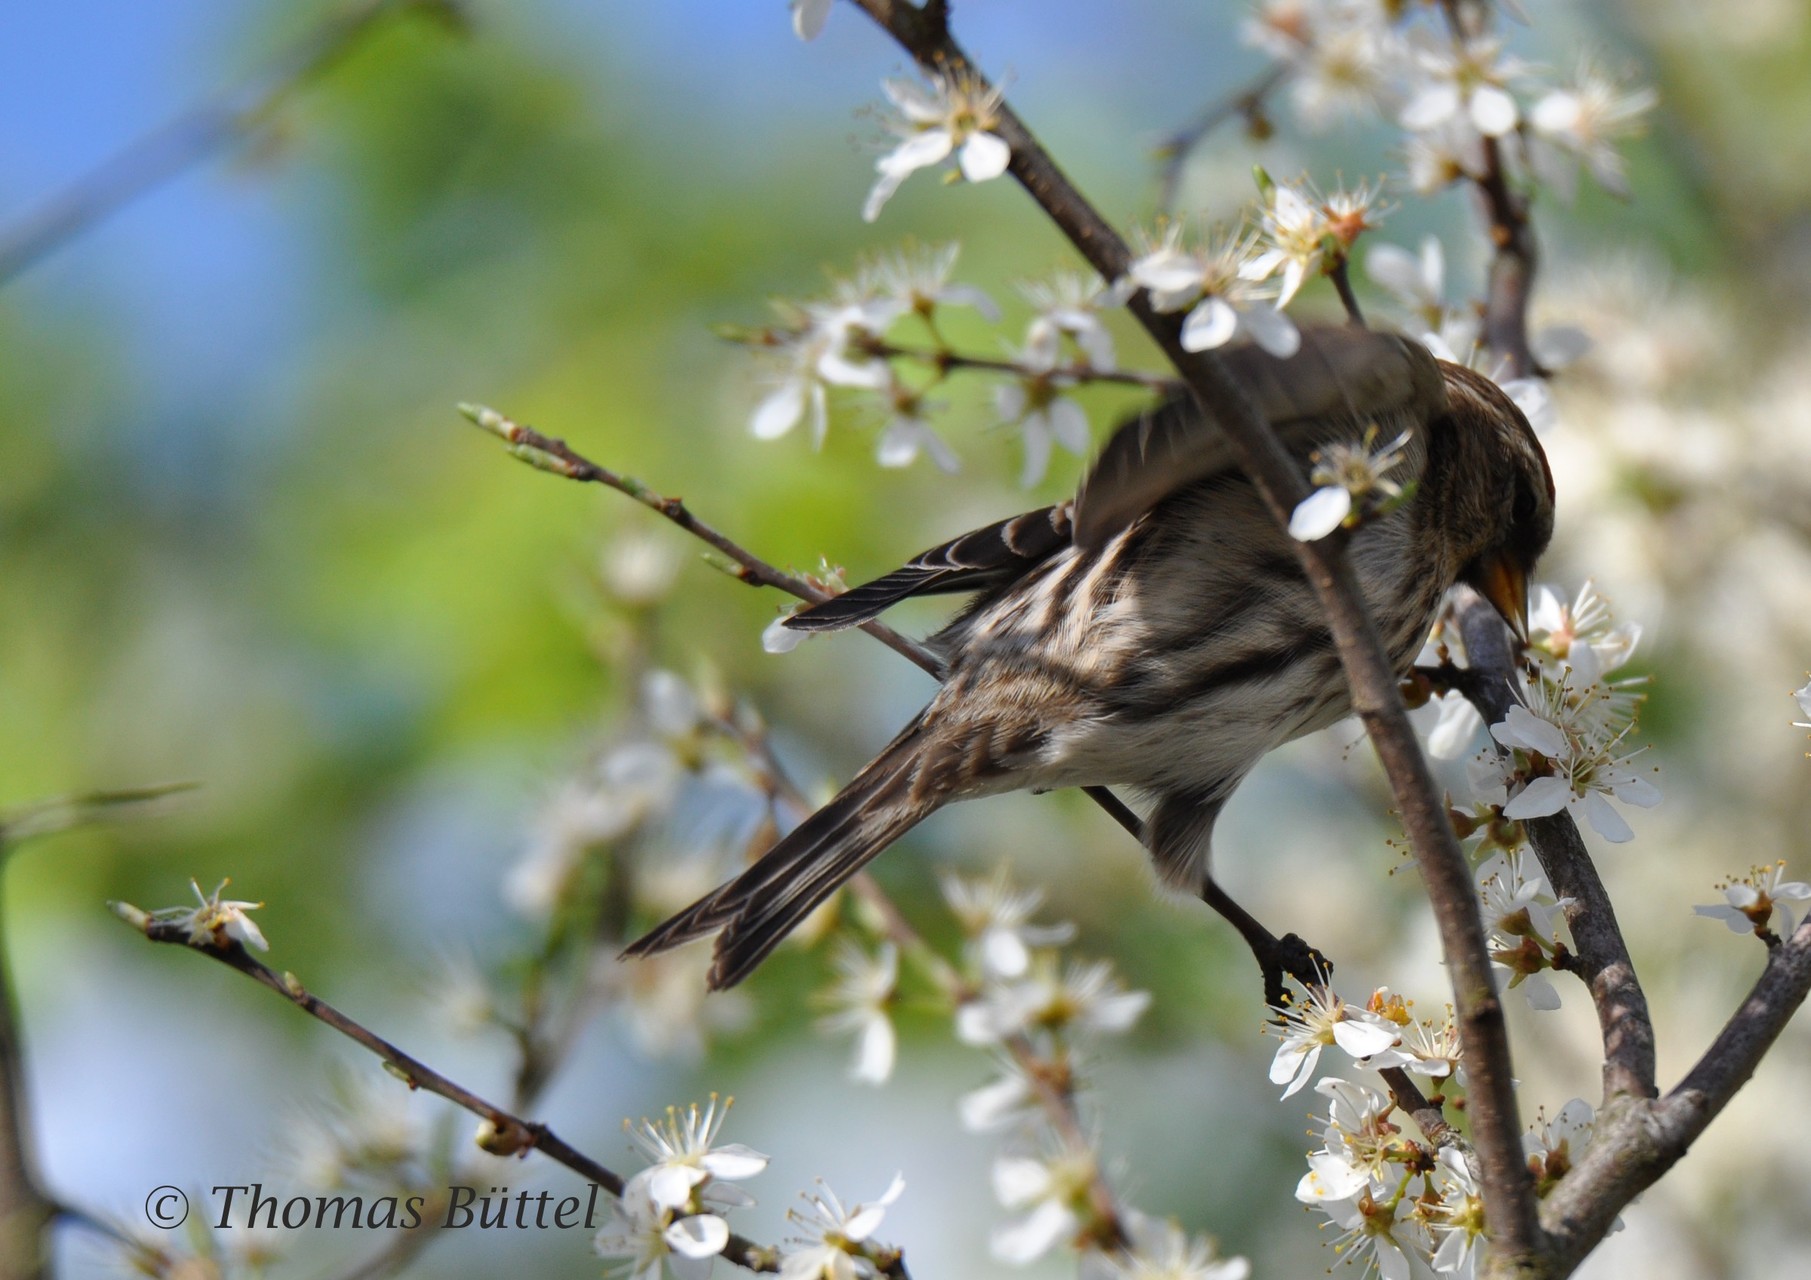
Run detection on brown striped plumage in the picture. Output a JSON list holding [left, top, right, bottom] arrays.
[[624, 328, 1555, 990]]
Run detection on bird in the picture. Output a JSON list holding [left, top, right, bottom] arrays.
[[624, 325, 1555, 990]]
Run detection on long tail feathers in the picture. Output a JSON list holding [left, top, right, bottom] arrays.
[[621, 718, 938, 990]]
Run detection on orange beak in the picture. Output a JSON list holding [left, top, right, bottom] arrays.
[[1473, 550, 1530, 644]]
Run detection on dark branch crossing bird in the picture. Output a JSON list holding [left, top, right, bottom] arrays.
[[624, 326, 1555, 991]]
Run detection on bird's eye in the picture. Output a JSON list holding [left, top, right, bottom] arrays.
[[1512, 483, 1539, 524]]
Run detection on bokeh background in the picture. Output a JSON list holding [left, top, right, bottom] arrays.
[[4, 1, 1810, 1277]]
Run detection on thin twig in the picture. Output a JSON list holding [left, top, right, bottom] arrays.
[[846, 0, 1538, 1260], [460, 404, 946, 678], [1156, 64, 1289, 213], [0, 0, 459, 287], [118, 923, 790, 1275], [858, 338, 1181, 390]]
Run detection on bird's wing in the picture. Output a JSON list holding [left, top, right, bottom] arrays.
[[1072, 327, 1447, 549], [783, 503, 1074, 633]]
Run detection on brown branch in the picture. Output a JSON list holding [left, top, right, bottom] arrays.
[[460, 404, 946, 678], [1157, 64, 1289, 213], [858, 338, 1181, 390], [0, 0, 461, 287], [0, 787, 200, 1280], [117, 923, 788, 1275], [0, 850, 51, 1280], [1538, 915, 1811, 1274], [1454, 594, 1657, 1103], [846, 0, 1538, 1261]]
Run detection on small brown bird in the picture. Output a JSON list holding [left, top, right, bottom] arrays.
[[626, 326, 1554, 989]]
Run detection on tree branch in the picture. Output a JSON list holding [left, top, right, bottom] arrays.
[[0, 0, 461, 288]]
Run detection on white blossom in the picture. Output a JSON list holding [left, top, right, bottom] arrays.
[[958, 957, 1149, 1046], [1289, 428, 1412, 541], [876, 401, 959, 472], [1426, 1148, 1486, 1279], [1124, 224, 1299, 357], [1018, 271, 1131, 372], [1528, 581, 1642, 687], [752, 291, 903, 446], [1525, 1099, 1595, 1192], [1400, 34, 1525, 140], [1491, 672, 1661, 844], [1694, 862, 1811, 937], [626, 1096, 769, 1213], [996, 363, 1091, 489], [865, 73, 1011, 222], [870, 241, 999, 322], [781, 1174, 905, 1280], [595, 1175, 726, 1280], [1104, 1213, 1251, 1280], [152, 878, 269, 952], [816, 940, 900, 1084], [959, 1061, 1037, 1133], [990, 1145, 1095, 1265], [942, 868, 1076, 979], [1528, 60, 1656, 199], [1266, 986, 1399, 1098], [1794, 679, 1811, 730]]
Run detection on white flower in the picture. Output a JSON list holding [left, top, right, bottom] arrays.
[[153, 878, 269, 952], [1528, 60, 1656, 199], [1528, 581, 1642, 687], [1427, 1148, 1486, 1279], [1400, 34, 1525, 140], [1694, 862, 1811, 938], [1401, 117, 1487, 194], [958, 957, 1149, 1046], [1475, 850, 1565, 1011], [996, 364, 1091, 488], [1794, 679, 1811, 730], [781, 1174, 905, 1280], [1525, 1099, 1594, 1192], [942, 868, 1075, 979], [1266, 986, 1399, 1098], [1246, 1, 1398, 130], [1124, 224, 1299, 357], [870, 241, 999, 322], [1018, 271, 1130, 372], [603, 530, 684, 606], [1245, 183, 1332, 310], [1309, 1185, 1424, 1280], [816, 940, 900, 1084], [864, 72, 1011, 222], [1491, 672, 1661, 843], [959, 1062, 1037, 1133], [752, 291, 903, 446], [1367, 236, 1446, 321], [875, 401, 959, 472], [595, 1175, 726, 1280], [1105, 1213, 1251, 1280], [626, 1096, 768, 1213], [791, 0, 832, 41], [990, 1145, 1095, 1264], [1289, 428, 1413, 541], [1414, 690, 1484, 759]]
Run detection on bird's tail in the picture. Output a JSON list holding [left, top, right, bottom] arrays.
[[622, 715, 940, 990]]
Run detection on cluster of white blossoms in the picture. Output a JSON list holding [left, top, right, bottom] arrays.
[[811, 867, 1246, 1278], [1478, 582, 1660, 844], [596, 1097, 907, 1280], [1241, 0, 1654, 201], [746, 240, 1135, 485], [1277, 1010, 1605, 1280]]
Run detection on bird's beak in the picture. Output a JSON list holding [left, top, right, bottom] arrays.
[[1473, 551, 1530, 644]]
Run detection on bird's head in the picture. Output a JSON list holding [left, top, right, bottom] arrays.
[[1438, 362, 1556, 643]]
